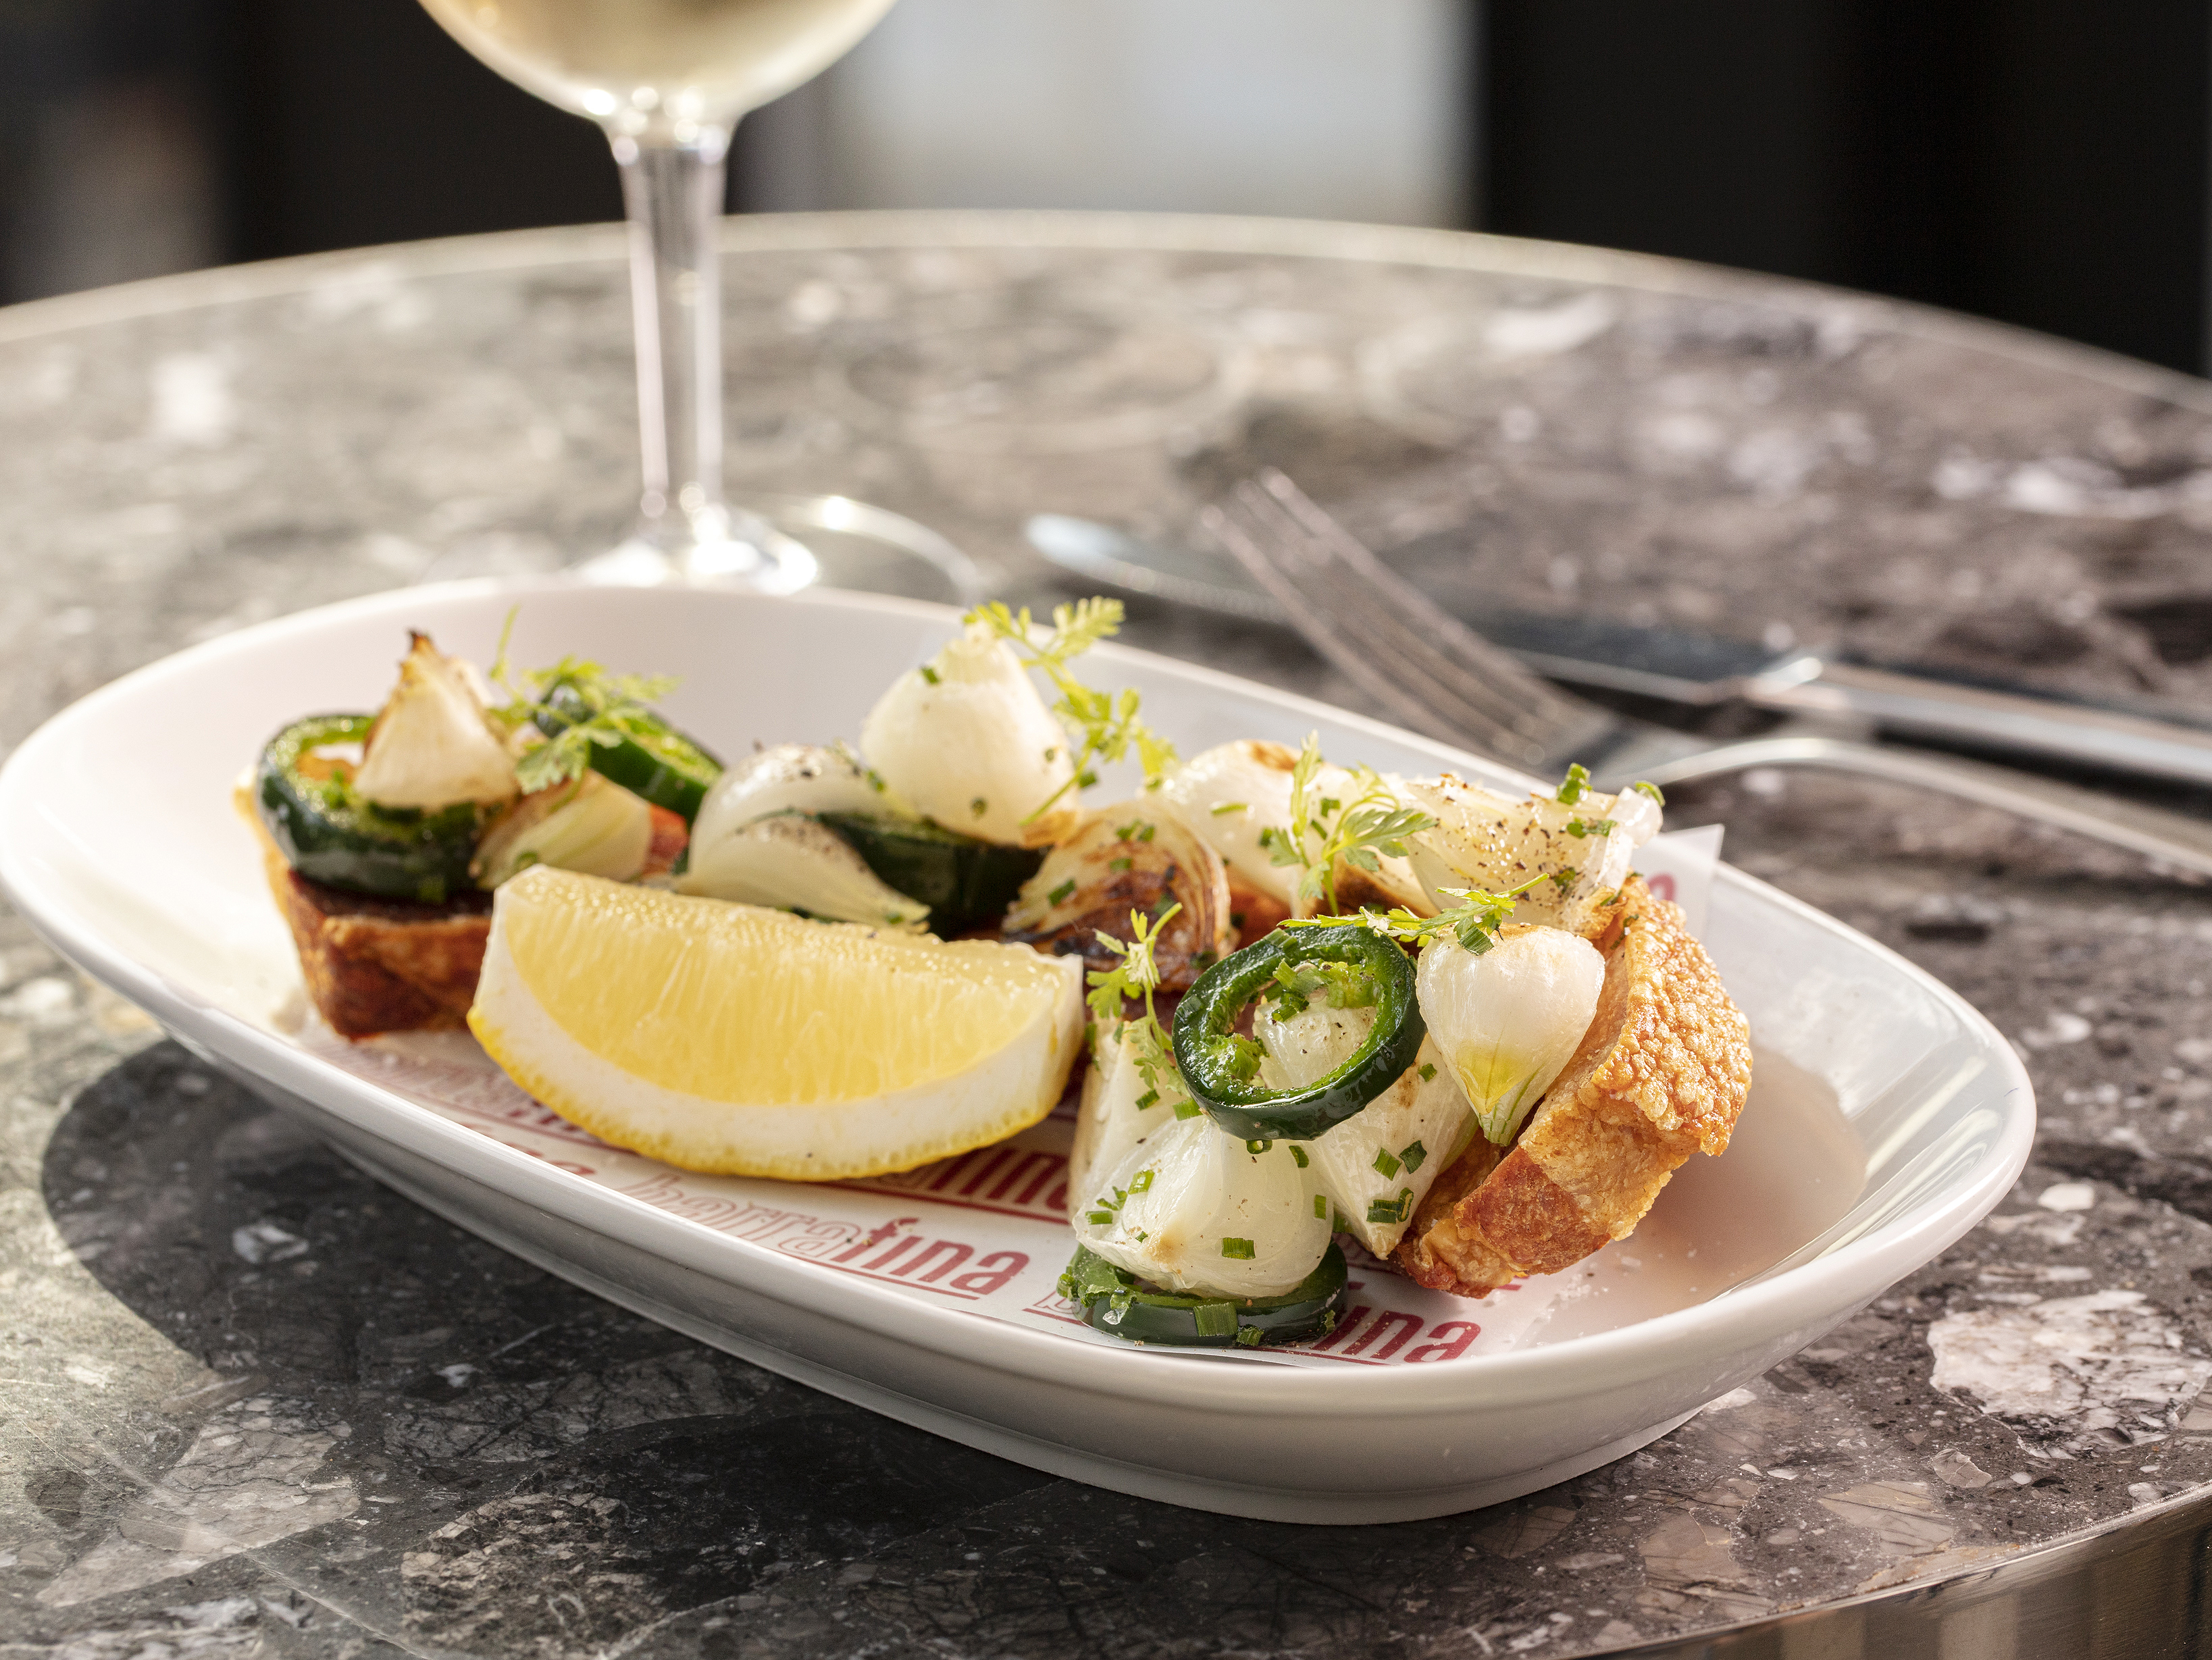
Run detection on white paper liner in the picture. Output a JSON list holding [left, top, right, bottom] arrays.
[[290, 826, 1729, 1368]]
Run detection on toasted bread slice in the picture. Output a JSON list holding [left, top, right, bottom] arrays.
[[241, 785, 690, 1041], [1395, 877, 1752, 1296], [240, 792, 490, 1038]]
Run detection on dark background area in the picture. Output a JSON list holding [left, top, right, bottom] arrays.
[[3, 0, 2208, 375], [1481, 1, 2212, 374]]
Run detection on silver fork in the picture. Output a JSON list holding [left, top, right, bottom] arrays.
[[1200, 469, 2212, 879]]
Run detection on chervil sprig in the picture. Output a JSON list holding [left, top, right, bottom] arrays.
[[1265, 733, 1435, 914], [1281, 873, 1551, 957], [486, 608, 679, 794], [1087, 902, 1188, 1109], [966, 598, 1178, 823]]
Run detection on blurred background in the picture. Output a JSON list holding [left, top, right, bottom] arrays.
[[3, 0, 2207, 374]]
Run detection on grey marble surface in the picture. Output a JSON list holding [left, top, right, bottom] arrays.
[[7, 213, 2212, 1658]]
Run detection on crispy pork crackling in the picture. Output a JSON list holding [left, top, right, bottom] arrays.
[[1395, 877, 1753, 1295]]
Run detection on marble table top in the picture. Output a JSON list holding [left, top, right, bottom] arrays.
[[7, 211, 2212, 1659]]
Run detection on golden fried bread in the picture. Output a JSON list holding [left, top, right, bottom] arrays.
[[239, 788, 489, 1039], [1396, 877, 1752, 1296], [242, 789, 692, 1041]]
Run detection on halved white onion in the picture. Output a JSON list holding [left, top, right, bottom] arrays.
[[1254, 1004, 1474, 1255], [690, 744, 896, 853], [677, 812, 929, 931], [353, 633, 518, 810], [473, 773, 651, 888], [1157, 740, 1299, 903], [1403, 774, 1660, 933], [1067, 1018, 1181, 1210], [858, 622, 1077, 848], [1160, 742, 1430, 916], [1416, 923, 1603, 1146], [1073, 1114, 1331, 1298]]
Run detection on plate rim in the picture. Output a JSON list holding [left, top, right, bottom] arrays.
[[0, 576, 2036, 1414]]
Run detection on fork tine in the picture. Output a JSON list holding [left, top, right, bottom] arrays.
[[1226, 482, 1574, 752], [1206, 473, 1618, 770], [1200, 502, 1538, 761], [1210, 486, 1556, 756], [1213, 486, 1564, 758], [1255, 469, 1599, 735]]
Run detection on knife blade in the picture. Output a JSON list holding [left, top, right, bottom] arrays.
[[1026, 512, 2212, 789]]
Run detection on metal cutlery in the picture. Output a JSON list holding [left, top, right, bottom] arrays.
[[1027, 509, 2212, 790], [1193, 471, 2212, 879]]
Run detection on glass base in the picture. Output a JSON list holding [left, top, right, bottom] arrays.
[[574, 505, 819, 594], [570, 496, 985, 606]]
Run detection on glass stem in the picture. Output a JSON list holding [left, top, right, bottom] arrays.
[[610, 128, 730, 551]]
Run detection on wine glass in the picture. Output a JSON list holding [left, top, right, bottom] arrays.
[[417, 0, 901, 592]]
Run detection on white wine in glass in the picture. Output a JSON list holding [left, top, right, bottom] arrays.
[[418, 0, 900, 590]]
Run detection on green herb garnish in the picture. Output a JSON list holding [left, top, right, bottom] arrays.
[[488, 613, 679, 796], [1267, 733, 1435, 915], [1281, 873, 1549, 957], [967, 598, 1177, 823], [1087, 902, 1190, 1116]]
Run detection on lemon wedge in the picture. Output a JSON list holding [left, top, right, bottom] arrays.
[[467, 867, 1085, 1179]]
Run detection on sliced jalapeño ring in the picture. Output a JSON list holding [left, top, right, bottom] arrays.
[[530, 681, 723, 823], [1058, 1244, 1347, 1348], [1171, 923, 1423, 1141]]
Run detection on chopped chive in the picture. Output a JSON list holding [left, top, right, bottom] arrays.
[[1108, 856, 1133, 873], [1129, 1169, 1154, 1192], [1234, 1325, 1264, 1347], [1087, 1210, 1114, 1225], [1366, 1189, 1413, 1225], [919, 665, 940, 685], [1289, 1146, 1309, 1168], [1136, 823, 1155, 841], [1134, 1229, 1149, 1242], [1372, 1147, 1401, 1179], [1220, 1238, 1256, 1260], [1319, 796, 1340, 818], [1632, 780, 1666, 804], [1135, 1088, 1160, 1111], [1048, 879, 1077, 906], [1418, 1063, 1437, 1083], [1313, 1194, 1328, 1219], [1401, 1140, 1427, 1173], [1193, 1301, 1238, 1337], [1173, 1098, 1202, 1120], [1210, 802, 1248, 816], [1077, 769, 1099, 788], [1244, 1138, 1273, 1155]]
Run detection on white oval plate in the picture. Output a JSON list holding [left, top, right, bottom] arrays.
[[0, 581, 2033, 1522]]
